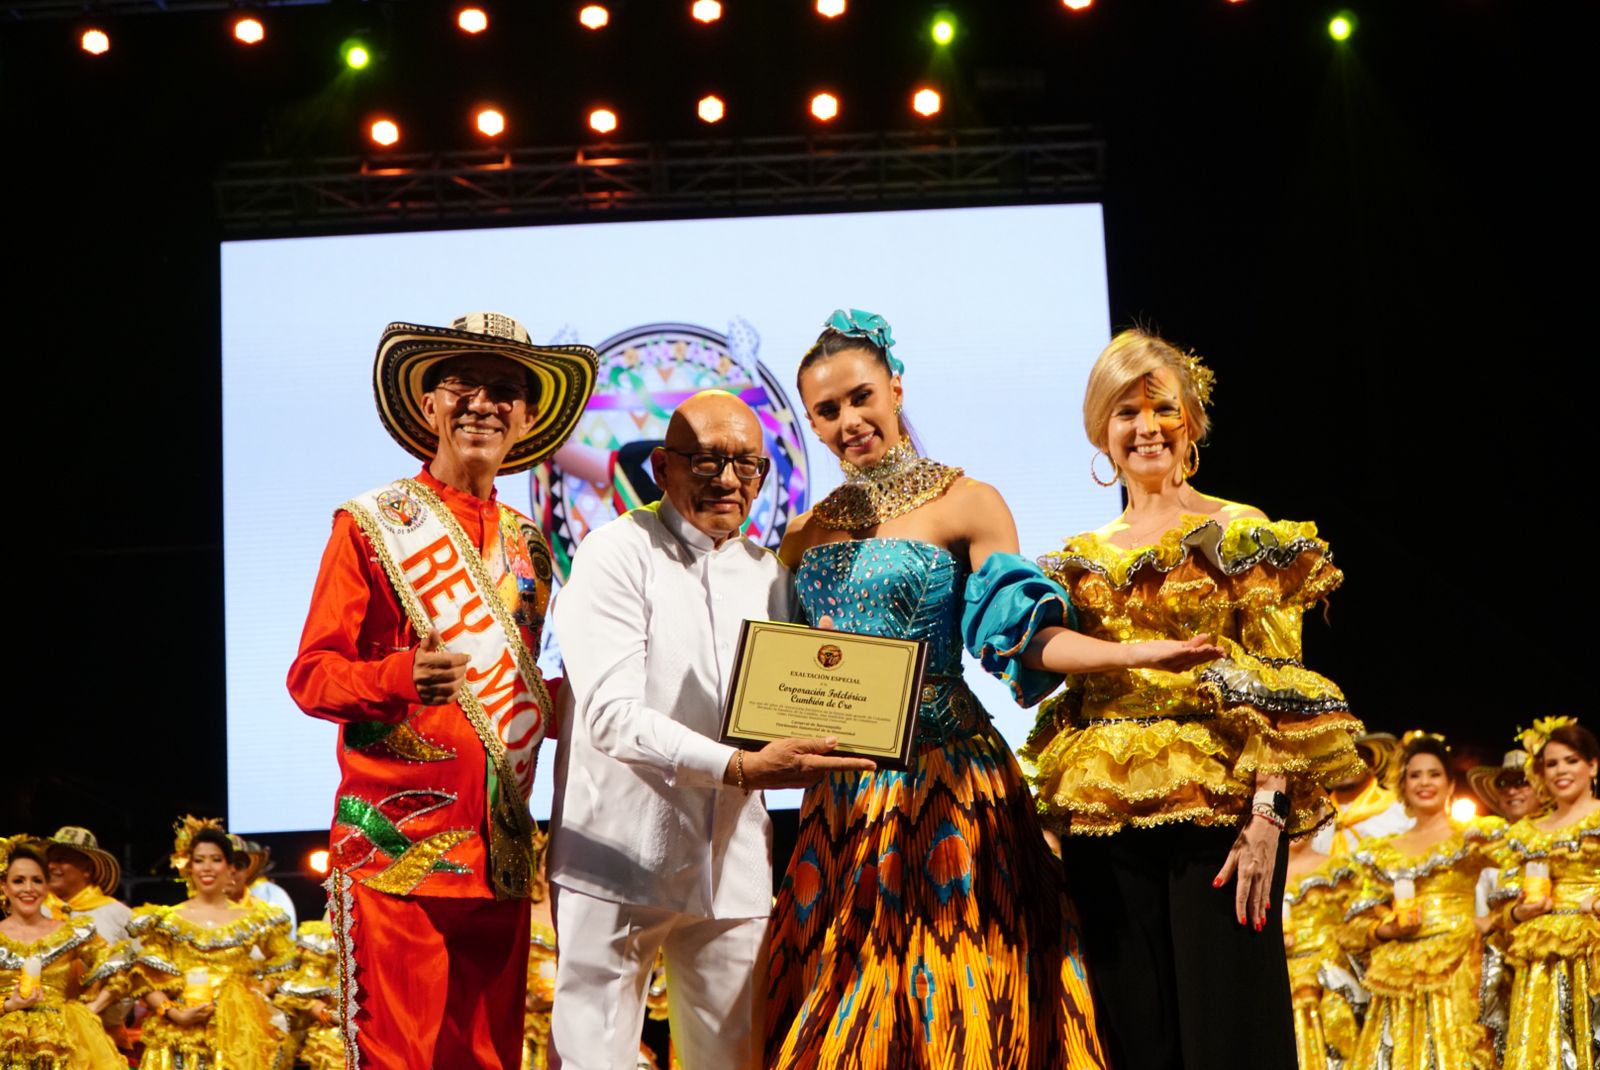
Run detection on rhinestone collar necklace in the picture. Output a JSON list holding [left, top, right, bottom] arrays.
[[813, 439, 963, 530]]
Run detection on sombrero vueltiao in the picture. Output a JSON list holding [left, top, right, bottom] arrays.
[[1466, 750, 1531, 819], [46, 826, 121, 895], [375, 312, 599, 475]]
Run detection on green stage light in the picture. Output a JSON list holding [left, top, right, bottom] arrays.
[[342, 39, 371, 69], [931, 13, 956, 46], [1328, 12, 1354, 41]]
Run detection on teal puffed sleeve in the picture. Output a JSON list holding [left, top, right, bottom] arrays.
[[961, 551, 1078, 707]]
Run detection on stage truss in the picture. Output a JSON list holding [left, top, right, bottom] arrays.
[[215, 125, 1104, 236]]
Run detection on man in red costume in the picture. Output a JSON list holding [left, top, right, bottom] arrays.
[[288, 312, 597, 1069]]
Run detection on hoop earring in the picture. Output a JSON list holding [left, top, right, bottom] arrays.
[[1090, 451, 1120, 487], [1184, 441, 1201, 480]]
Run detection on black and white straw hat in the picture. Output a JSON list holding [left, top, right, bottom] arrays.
[[374, 311, 599, 475]]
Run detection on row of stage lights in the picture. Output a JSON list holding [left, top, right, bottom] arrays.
[[73, 2, 1360, 58], [365, 87, 944, 147]]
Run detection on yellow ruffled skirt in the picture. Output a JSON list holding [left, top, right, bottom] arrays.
[[1289, 953, 1359, 1070], [1352, 932, 1493, 1070], [0, 999, 126, 1070], [1500, 913, 1600, 1070], [138, 981, 285, 1070], [296, 1024, 345, 1070]]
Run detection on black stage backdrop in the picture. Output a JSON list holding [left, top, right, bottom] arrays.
[[0, 1, 1581, 896]]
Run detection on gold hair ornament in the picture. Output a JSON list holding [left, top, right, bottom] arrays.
[[1181, 349, 1216, 409], [1400, 729, 1449, 750], [169, 815, 226, 886], [1516, 715, 1581, 781]]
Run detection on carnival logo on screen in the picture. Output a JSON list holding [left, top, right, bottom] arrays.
[[530, 320, 811, 579]]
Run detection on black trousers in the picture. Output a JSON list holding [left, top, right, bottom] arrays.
[[1064, 823, 1296, 1070]]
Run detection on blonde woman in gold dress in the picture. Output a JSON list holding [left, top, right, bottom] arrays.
[[1027, 328, 1365, 1069], [1282, 837, 1365, 1070], [0, 840, 124, 1070], [1346, 734, 1504, 1070], [1494, 717, 1600, 1070], [126, 821, 293, 1070]]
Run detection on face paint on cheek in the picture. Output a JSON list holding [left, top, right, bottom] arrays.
[[1141, 373, 1188, 433]]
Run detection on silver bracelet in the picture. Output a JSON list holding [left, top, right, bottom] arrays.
[[1251, 803, 1285, 829]]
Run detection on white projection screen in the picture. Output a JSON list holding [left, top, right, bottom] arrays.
[[223, 203, 1120, 833]]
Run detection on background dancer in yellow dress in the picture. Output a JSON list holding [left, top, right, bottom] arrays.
[[1282, 837, 1364, 1070], [1346, 734, 1503, 1070], [126, 819, 293, 1070], [0, 839, 124, 1070], [764, 310, 1221, 1070], [273, 919, 344, 1070], [1026, 328, 1365, 1069], [1494, 718, 1600, 1070], [40, 827, 137, 1054]]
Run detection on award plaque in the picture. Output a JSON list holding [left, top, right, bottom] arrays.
[[719, 619, 928, 770]]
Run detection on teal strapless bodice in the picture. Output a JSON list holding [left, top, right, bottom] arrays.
[[797, 539, 976, 743], [796, 539, 965, 674]]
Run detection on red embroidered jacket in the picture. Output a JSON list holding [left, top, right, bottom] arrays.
[[287, 468, 555, 899]]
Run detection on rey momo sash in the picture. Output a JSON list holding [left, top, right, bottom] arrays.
[[341, 477, 552, 900]]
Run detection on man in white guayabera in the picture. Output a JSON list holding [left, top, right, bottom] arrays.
[[548, 390, 873, 1070]]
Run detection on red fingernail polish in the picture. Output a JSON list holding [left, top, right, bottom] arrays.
[[1212, 877, 1223, 888]]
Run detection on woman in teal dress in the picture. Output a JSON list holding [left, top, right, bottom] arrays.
[[763, 310, 1224, 1070]]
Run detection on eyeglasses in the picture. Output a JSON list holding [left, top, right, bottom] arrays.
[[663, 447, 770, 481], [434, 376, 531, 406]]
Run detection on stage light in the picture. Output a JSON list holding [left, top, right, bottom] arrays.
[[697, 95, 725, 123], [589, 108, 618, 134], [1329, 12, 1355, 40], [1061, 0, 1093, 11], [369, 119, 400, 147], [930, 14, 956, 45], [691, 0, 722, 24], [816, 0, 846, 16], [912, 87, 941, 117], [307, 849, 330, 875], [1450, 797, 1478, 823], [810, 92, 839, 122], [457, 7, 488, 34], [80, 28, 110, 55], [578, 4, 610, 29], [476, 108, 506, 137], [342, 40, 371, 69], [233, 17, 265, 45]]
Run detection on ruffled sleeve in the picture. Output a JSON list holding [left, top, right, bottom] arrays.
[[74, 931, 124, 999], [124, 906, 181, 1000], [1191, 523, 1363, 828], [1341, 850, 1394, 947], [253, 908, 296, 982], [961, 551, 1077, 707]]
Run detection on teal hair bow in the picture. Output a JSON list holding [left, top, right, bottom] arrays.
[[825, 308, 904, 376]]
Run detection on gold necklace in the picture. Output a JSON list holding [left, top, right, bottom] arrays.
[[812, 439, 963, 530]]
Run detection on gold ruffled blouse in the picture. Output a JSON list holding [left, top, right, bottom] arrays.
[[1492, 808, 1600, 1070], [1025, 514, 1365, 835], [0, 919, 124, 1070], [126, 901, 293, 1070], [1346, 817, 1505, 1070]]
